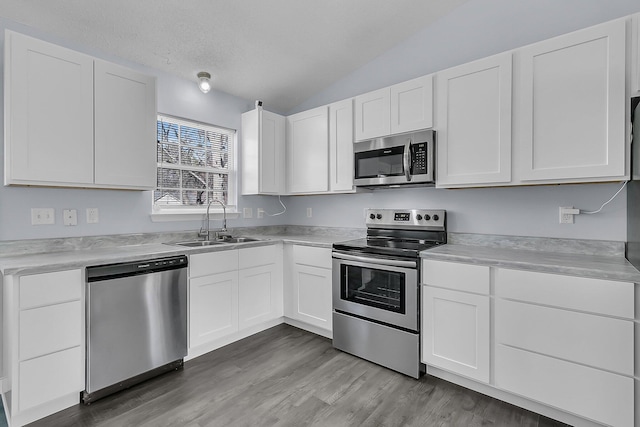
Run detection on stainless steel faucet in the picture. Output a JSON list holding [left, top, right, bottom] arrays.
[[199, 199, 228, 240]]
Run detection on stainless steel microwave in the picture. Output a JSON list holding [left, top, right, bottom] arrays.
[[353, 130, 435, 188]]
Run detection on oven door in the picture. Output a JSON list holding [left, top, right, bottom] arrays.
[[332, 252, 418, 332]]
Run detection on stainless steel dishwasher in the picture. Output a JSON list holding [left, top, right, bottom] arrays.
[[83, 255, 188, 404]]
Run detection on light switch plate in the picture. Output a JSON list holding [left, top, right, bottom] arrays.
[[31, 208, 55, 225], [243, 207, 253, 218]]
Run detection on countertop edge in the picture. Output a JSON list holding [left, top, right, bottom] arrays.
[[0, 236, 339, 277], [420, 245, 640, 283]]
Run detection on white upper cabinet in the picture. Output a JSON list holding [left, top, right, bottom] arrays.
[[4, 30, 157, 190], [286, 106, 329, 194], [354, 87, 390, 141], [328, 99, 354, 192], [435, 53, 512, 187], [4, 31, 94, 185], [390, 75, 433, 135], [355, 75, 433, 141], [632, 13, 640, 96], [241, 109, 285, 195], [515, 18, 627, 183], [94, 60, 157, 188]]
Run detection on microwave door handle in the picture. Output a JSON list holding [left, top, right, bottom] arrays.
[[403, 138, 412, 181]]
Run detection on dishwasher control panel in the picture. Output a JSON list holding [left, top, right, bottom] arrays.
[[87, 255, 188, 282]]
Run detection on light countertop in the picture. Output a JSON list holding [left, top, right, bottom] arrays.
[[0, 233, 348, 276], [421, 244, 640, 283]]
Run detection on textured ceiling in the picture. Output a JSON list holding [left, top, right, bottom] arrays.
[[0, 0, 468, 112]]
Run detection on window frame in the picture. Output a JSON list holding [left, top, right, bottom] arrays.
[[152, 113, 237, 220]]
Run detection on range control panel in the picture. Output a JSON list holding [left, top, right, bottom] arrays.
[[365, 209, 446, 230]]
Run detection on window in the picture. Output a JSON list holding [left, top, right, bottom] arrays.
[[154, 114, 236, 213]]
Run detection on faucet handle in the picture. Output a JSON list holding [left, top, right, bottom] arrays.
[[198, 227, 208, 239]]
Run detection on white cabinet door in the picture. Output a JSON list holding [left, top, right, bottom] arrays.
[[390, 75, 433, 135], [516, 18, 626, 182], [422, 286, 490, 383], [328, 99, 354, 192], [94, 60, 157, 189], [239, 264, 280, 329], [436, 53, 512, 187], [5, 31, 94, 185], [354, 87, 391, 141], [189, 271, 239, 348], [496, 298, 633, 376], [19, 346, 84, 412], [632, 13, 640, 96], [241, 109, 285, 195], [20, 301, 82, 361], [259, 110, 286, 194], [291, 264, 332, 331], [287, 106, 329, 193], [495, 345, 633, 427]]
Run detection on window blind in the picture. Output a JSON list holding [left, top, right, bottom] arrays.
[[155, 114, 235, 208]]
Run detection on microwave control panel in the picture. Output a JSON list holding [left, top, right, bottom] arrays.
[[411, 143, 428, 174]]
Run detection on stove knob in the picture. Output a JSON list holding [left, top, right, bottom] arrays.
[[369, 213, 376, 220], [376, 214, 382, 220], [433, 214, 439, 221], [424, 214, 431, 221], [416, 214, 423, 220]]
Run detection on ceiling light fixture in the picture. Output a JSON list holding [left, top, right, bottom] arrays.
[[197, 71, 211, 93]]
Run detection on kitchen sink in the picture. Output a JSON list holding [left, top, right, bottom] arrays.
[[217, 237, 259, 243], [171, 237, 260, 247], [172, 240, 225, 247]]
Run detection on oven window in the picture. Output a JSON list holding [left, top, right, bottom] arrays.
[[340, 264, 405, 314], [355, 146, 405, 178]]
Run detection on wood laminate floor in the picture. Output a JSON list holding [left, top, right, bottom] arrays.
[[29, 324, 570, 427]]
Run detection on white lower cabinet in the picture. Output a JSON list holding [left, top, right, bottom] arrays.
[[19, 347, 84, 412], [189, 270, 239, 347], [4, 269, 84, 427], [238, 246, 283, 330], [285, 245, 333, 335], [421, 261, 490, 383], [494, 268, 635, 427], [188, 245, 282, 355], [421, 259, 637, 426]]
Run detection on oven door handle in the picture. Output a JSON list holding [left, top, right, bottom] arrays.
[[332, 252, 417, 268], [403, 138, 412, 182]]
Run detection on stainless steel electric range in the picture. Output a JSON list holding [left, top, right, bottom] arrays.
[[332, 208, 446, 378]]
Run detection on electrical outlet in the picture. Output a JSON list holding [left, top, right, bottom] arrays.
[[86, 208, 99, 224], [31, 208, 55, 225], [257, 208, 265, 219], [559, 206, 579, 224], [243, 207, 253, 219], [63, 209, 78, 226], [307, 207, 313, 218]]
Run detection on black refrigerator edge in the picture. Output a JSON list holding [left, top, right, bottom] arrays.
[[626, 97, 640, 269]]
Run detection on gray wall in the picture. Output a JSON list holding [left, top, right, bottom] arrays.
[[0, 18, 286, 241], [282, 183, 627, 241], [281, 0, 640, 242]]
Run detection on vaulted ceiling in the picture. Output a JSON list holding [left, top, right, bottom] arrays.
[[0, 0, 469, 112]]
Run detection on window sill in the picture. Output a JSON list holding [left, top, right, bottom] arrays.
[[150, 210, 241, 223]]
